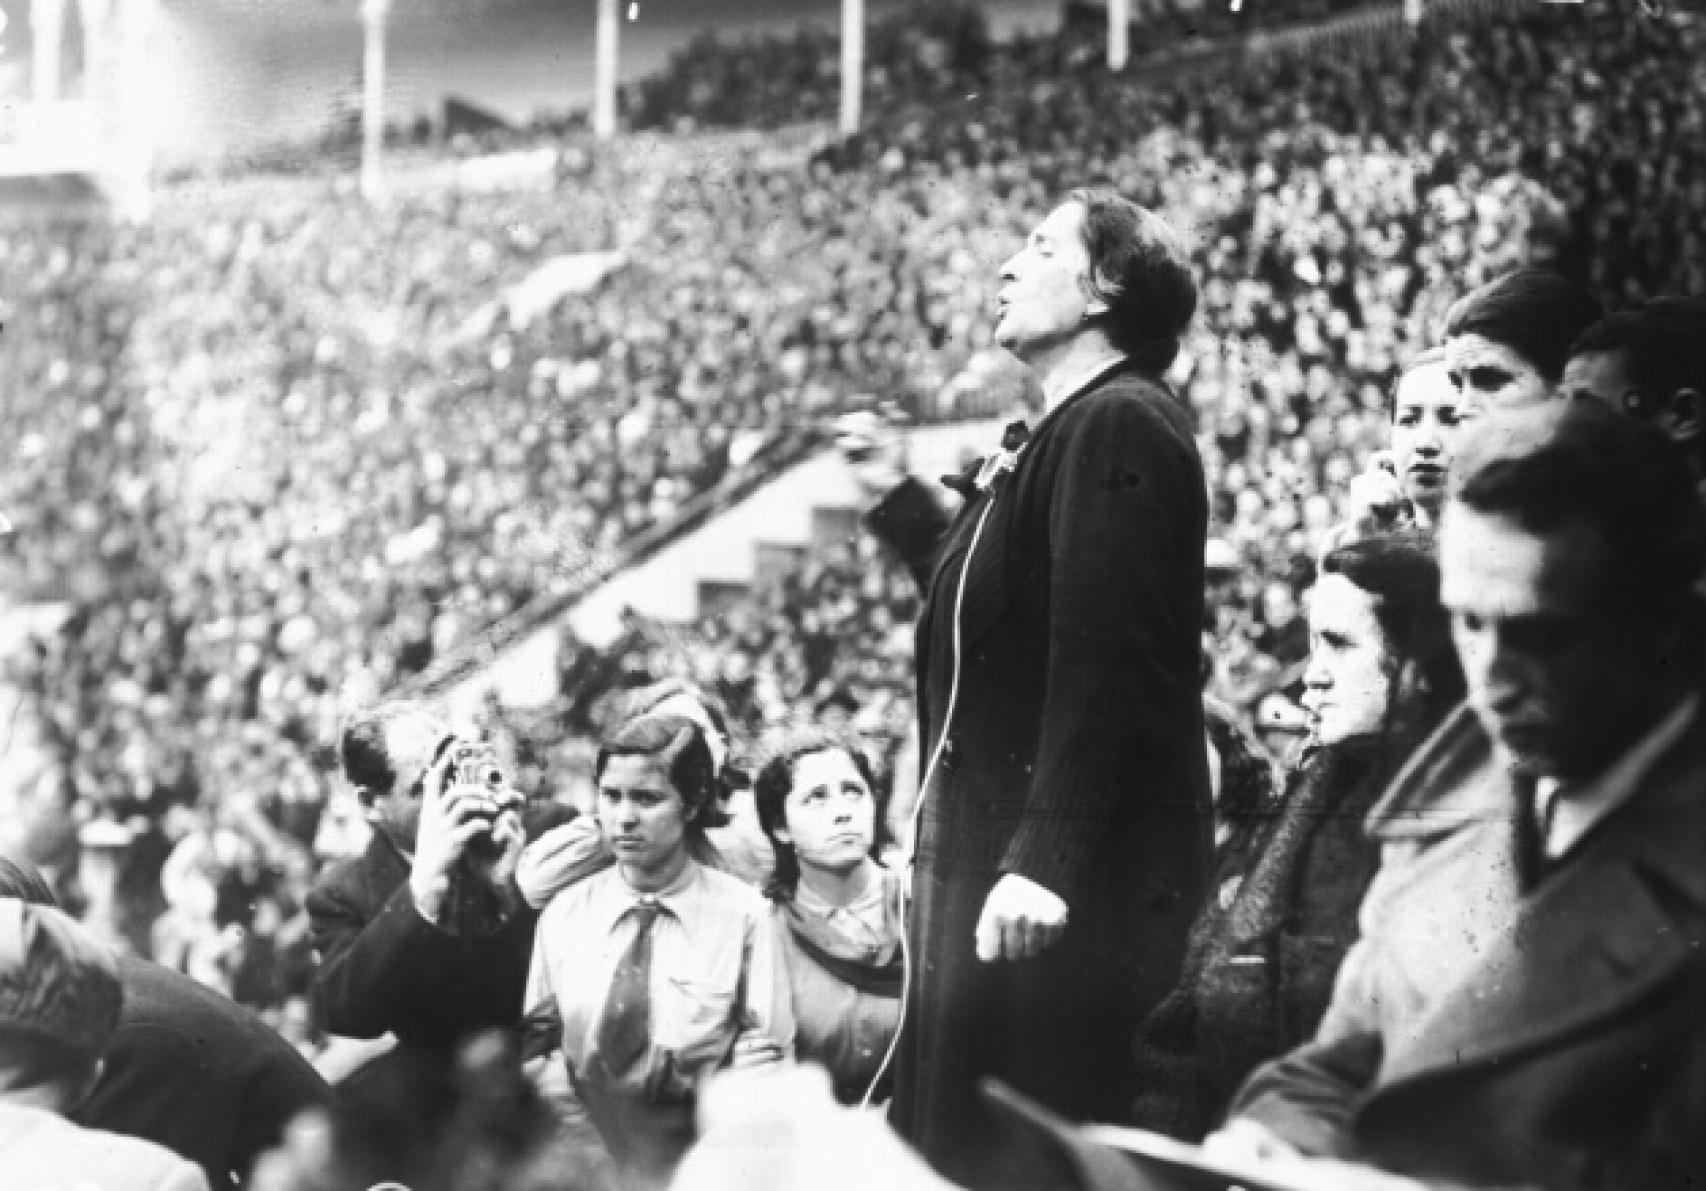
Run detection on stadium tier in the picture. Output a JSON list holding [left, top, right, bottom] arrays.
[[0, 0, 1699, 1037]]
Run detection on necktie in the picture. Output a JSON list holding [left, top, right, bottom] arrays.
[[598, 900, 661, 1073], [1513, 777, 1562, 892]]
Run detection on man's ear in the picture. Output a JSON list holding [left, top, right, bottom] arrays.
[[1665, 388, 1702, 444]]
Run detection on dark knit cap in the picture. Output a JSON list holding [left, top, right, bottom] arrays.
[[1444, 268, 1604, 383]]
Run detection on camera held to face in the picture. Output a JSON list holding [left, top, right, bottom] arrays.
[[448, 741, 511, 861]]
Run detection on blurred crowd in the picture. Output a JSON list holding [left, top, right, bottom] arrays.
[[0, 0, 1699, 1048]]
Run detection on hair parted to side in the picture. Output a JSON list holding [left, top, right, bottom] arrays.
[[1452, 400, 1706, 620], [751, 724, 887, 901], [595, 713, 730, 832], [339, 700, 437, 806], [1321, 531, 1465, 718], [1442, 267, 1603, 384], [1066, 187, 1197, 375]]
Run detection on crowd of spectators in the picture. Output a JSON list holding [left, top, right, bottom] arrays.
[[0, 0, 1700, 1038]]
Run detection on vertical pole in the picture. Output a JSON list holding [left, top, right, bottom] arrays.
[[594, 0, 618, 141], [31, 0, 67, 105], [840, 0, 864, 136], [1108, 0, 1131, 70], [361, 0, 390, 202]]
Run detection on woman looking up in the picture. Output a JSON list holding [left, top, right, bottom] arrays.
[[751, 725, 905, 1107]]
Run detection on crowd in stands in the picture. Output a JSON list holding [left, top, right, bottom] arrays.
[[0, 0, 1700, 1049]]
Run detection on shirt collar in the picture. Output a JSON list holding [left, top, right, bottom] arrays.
[[1040, 350, 1127, 410], [1536, 693, 1699, 859], [792, 867, 886, 921], [593, 858, 706, 937]]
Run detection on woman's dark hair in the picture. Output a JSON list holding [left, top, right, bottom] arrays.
[[1320, 532, 1466, 735], [593, 714, 730, 834], [751, 725, 887, 901], [1066, 187, 1197, 375], [1443, 267, 1603, 384], [609, 678, 745, 794], [613, 679, 734, 748]]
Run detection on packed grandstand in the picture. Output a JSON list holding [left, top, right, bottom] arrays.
[[0, 0, 1698, 1051]]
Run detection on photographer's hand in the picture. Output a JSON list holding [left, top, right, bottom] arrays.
[[409, 748, 510, 929]]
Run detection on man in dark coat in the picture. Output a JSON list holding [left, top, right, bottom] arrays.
[[1216, 403, 1706, 1190], [0, 854, 333, 1189], [857, 190, 1212, 1188], [306, 701, 541, 1118]]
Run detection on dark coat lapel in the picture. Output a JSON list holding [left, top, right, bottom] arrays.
[[1375, 708, 1706, 1088], [920, 363, 1139, 654]]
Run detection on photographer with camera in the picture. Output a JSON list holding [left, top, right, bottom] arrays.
[[305, 701, 539, 1123]]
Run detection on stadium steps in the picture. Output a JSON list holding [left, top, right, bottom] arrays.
[[413, 419, 1001, 722]]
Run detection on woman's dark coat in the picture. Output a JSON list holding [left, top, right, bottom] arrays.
[[1129, 741, 1389, 1140], [868, 365, 1213, 1188]]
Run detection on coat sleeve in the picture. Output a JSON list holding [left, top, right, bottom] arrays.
[[306, 873, 466, 1038], [1224, 1029, 1382, 1158], [737, 905, 797, 1061], [999, 393, 1205, 900], [864, 476, 953, 594]]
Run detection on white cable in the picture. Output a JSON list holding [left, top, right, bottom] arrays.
[[859, 493, 999, 1110]]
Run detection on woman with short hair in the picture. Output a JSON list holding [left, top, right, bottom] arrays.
[[524, 713, 792, 1188]]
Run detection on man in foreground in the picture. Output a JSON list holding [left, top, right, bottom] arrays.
[[1218, 401, 1706, 1188]]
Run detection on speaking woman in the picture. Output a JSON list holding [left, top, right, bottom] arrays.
[[854, 189, 1212, 1187], [751, 725, 905, 1106], [523, 714, 792, 1189]]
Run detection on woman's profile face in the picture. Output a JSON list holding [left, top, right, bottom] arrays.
[[1301, 574, 1395, 747], [597, 754, 690, 886], [995, 202, 1095, 362], [778, 749, 876, 878], [1445, 332, 1550, 412]]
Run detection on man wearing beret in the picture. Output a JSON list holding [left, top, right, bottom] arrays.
[[0, 897, 210, 1191]]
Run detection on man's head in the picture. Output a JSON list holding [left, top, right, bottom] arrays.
[[1443, 268, 1604, 410], [1563, 299, 1706, 477], [340, 701, 455, 846], [1440, 401, 1706, 780], [0, 898, 122, 1112], [996, 189, 1195, 373]]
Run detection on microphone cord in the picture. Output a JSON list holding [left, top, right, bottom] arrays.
[[859, 491, 999, 1110]]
